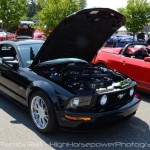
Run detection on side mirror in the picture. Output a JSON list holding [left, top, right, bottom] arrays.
[[2, 57, 19, 69], [2, 57, 14, 63], [144, 57, 150, 62]]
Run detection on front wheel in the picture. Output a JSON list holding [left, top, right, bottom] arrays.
[[29, 91, 58, 134]]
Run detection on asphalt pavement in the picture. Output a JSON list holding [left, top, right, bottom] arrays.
[[0, 93, 150, 150]]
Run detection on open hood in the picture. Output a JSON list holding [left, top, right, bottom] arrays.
[[16, 26, 34, 38], [31, 8, 125, 67]]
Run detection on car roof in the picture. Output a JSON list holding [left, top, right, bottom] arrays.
[[0, 39, 44, 46]]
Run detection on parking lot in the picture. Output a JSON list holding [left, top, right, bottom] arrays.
[[0, 92, 150, 150]]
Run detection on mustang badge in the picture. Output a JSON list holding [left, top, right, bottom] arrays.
[[118, 93, 126, 99]]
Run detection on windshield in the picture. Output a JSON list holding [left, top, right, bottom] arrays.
[[19, 43, 43, 67]]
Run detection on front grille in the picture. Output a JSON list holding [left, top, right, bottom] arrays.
[[65, 87, 135, 113], [96, 88, 134, 112]]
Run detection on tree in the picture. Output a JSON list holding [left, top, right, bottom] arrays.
[[37, 0, 80, 33], [0, 0, 27, 30], [26, 0, 37, 19], [79, 0, 87, 9], [118, 0, 150, 36], [26, 0, 42, 20]]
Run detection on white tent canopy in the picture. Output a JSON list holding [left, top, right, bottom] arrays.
[[116, 26, 127, 35], [20, 21, 35, 25], [118, 26, 127, 32]]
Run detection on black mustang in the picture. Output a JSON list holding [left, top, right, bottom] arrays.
[[0, 8, 140, 133]]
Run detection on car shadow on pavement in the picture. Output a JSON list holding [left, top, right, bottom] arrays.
[[137, 90, 150, 103], [141, 96, 150, 103], [0, 93, 150, 150]]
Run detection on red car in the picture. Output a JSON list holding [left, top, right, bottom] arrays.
[[0, 31, 15, 41], [16, 25, 46, 40], [92, 43, 150, 92], [6, 32, 16, 40], [33, 30, 47, 40], [0, 34, 4, 41]]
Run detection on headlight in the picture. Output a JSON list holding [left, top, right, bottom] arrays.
[[100, 95, 108, 106], [67, 96, 92, 109], [130, 88, 134, 96], [70, 98, 79, 109]]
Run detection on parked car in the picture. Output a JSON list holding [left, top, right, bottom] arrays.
[[0, 33, 5, 41], [6, 32, 16, 40], [0, 30, 15, 41], [15, 24, 34, 39], [146, 37, 150, 45], [33, 30, 47, 40], [92, 43, 150, 92], [15, 25, 46, 40], [0, 8, 140, 133], [105, 35, 139, 47]]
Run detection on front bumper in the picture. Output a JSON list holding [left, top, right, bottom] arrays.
[[57, 97, 140, 130]]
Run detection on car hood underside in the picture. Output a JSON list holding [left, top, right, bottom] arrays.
[[31, 8, 125, 67]]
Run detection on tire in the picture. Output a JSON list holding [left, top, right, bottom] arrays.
[[29, 91, 58, 134]]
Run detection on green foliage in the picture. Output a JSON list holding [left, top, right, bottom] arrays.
[[26, 0, 42, 21], [0, 0, 27, 30], [27, 0, 37, 19], [118, 0, 150, 34], [37, 0, 80, 33], [78, 0, 87, 9]]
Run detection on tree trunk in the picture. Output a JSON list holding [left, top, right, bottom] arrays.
[[133, 33, 135, 42]]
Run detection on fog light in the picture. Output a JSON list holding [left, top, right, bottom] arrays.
[[100, 95, 108, 106], [130, 88, 134, 96], [70, 98, 79, 108]]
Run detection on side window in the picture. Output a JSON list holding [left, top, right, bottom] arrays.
[[0, 44, 16, 58]]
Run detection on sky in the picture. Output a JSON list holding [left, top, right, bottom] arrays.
[[86, 0, 128, 11]]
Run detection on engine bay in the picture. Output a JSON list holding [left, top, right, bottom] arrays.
[[36, 60, 131, 93]]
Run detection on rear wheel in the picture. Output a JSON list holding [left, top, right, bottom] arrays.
[[29, 91, 58, 133]]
